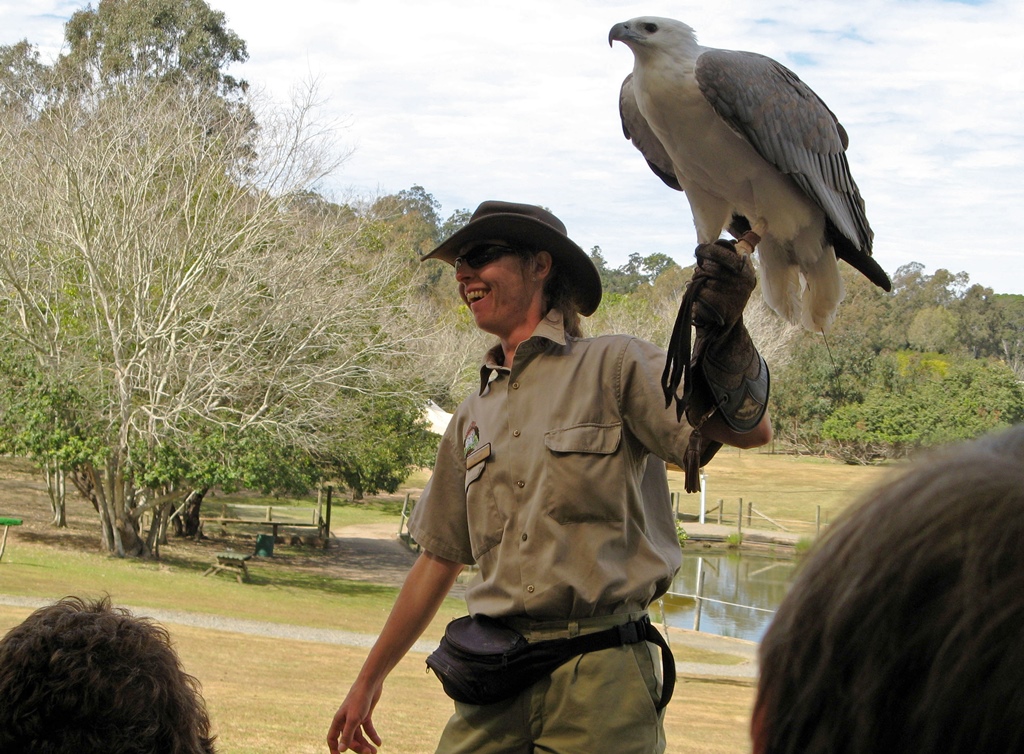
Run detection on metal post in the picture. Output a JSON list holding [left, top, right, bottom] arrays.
[[693, 566, 706, 632], [699, 470, 707, 524], [816, 505, 821, 535], [324, 485, 332, 537], [717, 499, 723, 525], [738, 499, 743, 537]]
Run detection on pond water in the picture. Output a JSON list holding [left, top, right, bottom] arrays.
[[660, 550, 797, 642]]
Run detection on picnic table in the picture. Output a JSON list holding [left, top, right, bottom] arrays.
[[202, 551, 252, 583], [0, 517, 23, 562]]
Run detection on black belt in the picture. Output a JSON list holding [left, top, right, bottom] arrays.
[[556, 616, 676, 710]]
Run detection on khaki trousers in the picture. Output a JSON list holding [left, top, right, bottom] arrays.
[[433, 617, 667, 754]]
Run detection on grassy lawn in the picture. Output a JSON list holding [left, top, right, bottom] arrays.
[[0, 542, 461, 636]]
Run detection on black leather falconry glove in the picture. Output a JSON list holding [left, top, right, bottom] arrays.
[[662, 240, 769, 493]]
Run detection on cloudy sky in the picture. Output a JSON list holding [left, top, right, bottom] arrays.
[[4, 0, 1023, 295]]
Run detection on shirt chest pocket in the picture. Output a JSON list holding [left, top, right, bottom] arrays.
[[543, 423, 625, 524], [465, 460, 485, 489], [465, 445, 502, 559]]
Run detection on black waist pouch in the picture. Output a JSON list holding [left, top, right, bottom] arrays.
[[425, 614, 675, 708]]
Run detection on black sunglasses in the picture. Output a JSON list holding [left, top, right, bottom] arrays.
[[454, 244, 519, 272]]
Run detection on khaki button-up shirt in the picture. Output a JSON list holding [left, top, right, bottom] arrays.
[[408, 311, 697, 621]]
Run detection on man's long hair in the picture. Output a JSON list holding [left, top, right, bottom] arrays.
[[540, 256, 584, 338]]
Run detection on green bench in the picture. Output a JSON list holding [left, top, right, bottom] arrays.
[[0, 517, 23, 562]]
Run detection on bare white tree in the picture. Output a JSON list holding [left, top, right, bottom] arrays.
[[0, 81, 423, 555]]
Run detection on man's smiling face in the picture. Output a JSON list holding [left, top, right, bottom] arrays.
[[455, 245, 551, 354]]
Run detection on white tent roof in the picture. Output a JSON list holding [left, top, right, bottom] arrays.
[[424, 400, 453, 436]]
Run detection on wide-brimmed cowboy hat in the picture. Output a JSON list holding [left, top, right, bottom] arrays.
[[421, 200, 602, 316]]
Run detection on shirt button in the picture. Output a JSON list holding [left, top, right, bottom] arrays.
[[513, 429, 521, 437], [516, 480, 525, 488], [512, 382, 520, 389], [527, 585, 535, 593], [521, 533, 528, 541]]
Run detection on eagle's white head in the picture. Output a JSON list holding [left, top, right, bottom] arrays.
[[608, 17, 701, 64]]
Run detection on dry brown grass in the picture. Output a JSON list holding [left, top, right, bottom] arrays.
[[668, 448, 901, 531]]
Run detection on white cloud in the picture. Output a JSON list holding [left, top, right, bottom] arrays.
[[2, 0, 1023, 294]]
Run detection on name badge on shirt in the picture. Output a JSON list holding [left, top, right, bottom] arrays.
[[465, 443, 491, 470]]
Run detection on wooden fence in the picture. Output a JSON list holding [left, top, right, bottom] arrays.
[[671, 492, 826, 535]]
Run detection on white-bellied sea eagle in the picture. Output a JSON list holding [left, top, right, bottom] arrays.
[[609, 16, 891, 334]]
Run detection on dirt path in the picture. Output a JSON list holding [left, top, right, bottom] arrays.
[[318, 523, 419, 586]]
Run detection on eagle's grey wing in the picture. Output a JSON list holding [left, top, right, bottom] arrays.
[[696, 50, 890, 291], [619, 73, 683, 192]]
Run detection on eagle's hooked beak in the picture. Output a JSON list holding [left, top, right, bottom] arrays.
[[608, 22, 641, 48]]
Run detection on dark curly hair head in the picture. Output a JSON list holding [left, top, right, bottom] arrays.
[[754, 425, 1024, 754], [0, 596, 216, 754]]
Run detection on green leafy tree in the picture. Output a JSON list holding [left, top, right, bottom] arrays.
[[770, 274, 888, 453], [822, 355, 1024, 462], [133, 428, 319, 546], [589, 247, 679, 296], [994, 294, 1024, 379], [367, 185, 444, 259], [0, 40, 53, 113], [56, 0, 248, 96], [319, 394, 438, 501], [907, 306, 957, 353], [767, 260, 1024, 455], [0, 347, 104, 526], [952, 284, 998, 358], [438, 207, 473, 244]]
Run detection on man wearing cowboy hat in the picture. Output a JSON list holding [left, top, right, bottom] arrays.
[[328, 201, 772, 754]]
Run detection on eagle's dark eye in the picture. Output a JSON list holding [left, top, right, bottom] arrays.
[[643, 22, 658, 33]]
